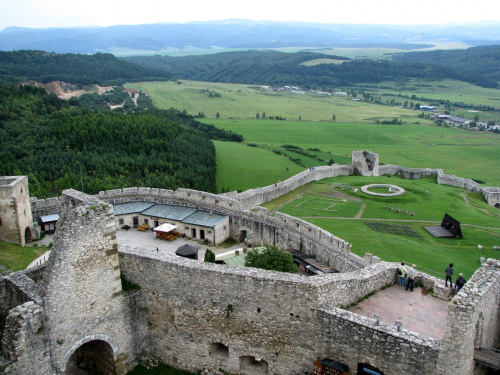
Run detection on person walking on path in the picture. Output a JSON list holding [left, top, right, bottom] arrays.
[[445, 263, 454, 288], [405, 264, 417, 292], [398, 262, 407, 287], [455, 273, 467, 292]]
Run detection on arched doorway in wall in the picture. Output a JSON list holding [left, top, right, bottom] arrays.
[[66, 340, 117, 375], [239, 356, 268, 374], [239, 230, 247, 243], [24, 226, 32, 244], [357, 363, 384, 375]]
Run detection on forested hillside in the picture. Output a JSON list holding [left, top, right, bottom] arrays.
[[391, 45, 500, 86], [124, 50, 498, 89], [0, 85, 241, 197], [0, 50, 174, 85]]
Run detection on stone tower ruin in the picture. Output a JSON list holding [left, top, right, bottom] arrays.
[[352, 150, 379, 177], [0, 176, 38, 246]]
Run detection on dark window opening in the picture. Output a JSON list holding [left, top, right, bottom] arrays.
[[209, 342, 229, 358]]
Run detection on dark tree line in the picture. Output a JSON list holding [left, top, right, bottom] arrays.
[[124, 50, 498, 89], [0, 50, 174, 86], [0, 85, 242, 198], [391, 45, 500, 88]]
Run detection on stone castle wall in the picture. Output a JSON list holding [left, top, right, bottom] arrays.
[[0, 271, 43, 331], [436, 259, 500, 375], [317, 307, 440, 375], [436, 170, 481, 192], [118, 247, 445, 375], [481, 187, 500, 207], [378, 165, 439, 179], [29, 196, 62, 223], [41, 190, 135, 374], [230, 164, 354, 210], [1, 301, 53, 375]]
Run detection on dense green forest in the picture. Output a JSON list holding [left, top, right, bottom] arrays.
[[391, 45, 500, 87], [124, 50, 498, 89], [0, 50, 174, 85], [0, 85, 242, 197]]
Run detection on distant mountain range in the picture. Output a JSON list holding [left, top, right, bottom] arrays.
[[1, 20, 499, 55]]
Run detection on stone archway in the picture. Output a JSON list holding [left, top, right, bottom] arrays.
[[62, 335, 118, 375], [65, 340, 117, 375]]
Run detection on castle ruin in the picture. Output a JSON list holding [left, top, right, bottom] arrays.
[[1, 151, 499, 375]]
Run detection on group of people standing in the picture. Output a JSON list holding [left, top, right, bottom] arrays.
[[397, 262, 467, 293], [398, 262, 417, 291]]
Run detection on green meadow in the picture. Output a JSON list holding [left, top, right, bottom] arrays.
[[261, 176, 500, 279], [210, 119, 500, 187], [214, 140, 304, 192], [126, 80, 436, 124]]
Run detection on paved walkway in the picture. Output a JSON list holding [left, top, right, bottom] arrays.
[[348, 284, 449, 339], [116, 229, 243, 260]]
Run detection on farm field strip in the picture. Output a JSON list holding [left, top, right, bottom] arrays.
[[126, 80, 437, 123]]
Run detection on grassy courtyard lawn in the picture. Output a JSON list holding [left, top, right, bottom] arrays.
[[0, 241, 47, 271], [280, 193, 362, 218], [266, 175, 500, 279], [307, 218, 500, 279]]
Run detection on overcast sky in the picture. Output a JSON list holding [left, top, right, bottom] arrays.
[[1, 0, 499, 31]]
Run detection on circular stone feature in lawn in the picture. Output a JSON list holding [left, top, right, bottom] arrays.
[[361, 184, 405, 197]]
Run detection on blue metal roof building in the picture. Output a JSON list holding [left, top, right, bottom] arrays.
[[113, 202, 155, 216], [182, 210, 228, 227], [141, 204, 197, 221]]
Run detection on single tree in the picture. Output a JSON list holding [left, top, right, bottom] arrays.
[[245, 246, 297, 273], [332, 114, 336, 121], [256, 112, 260, 119], [216, 112, 220, 119], [204, 249, 216, 263]]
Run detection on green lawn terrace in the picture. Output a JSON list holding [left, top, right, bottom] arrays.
[[262, 175, 500, 279]]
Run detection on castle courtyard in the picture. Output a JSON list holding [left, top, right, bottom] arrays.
[[348, 284, 449, 339]]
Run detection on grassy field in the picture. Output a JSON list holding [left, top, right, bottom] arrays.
[[126, 78, 500, 189], [125, 80, 436, 124], [209, 118, 500, 187], [300, 58, 346, 66], [214, 140, 304, 192], [261, 175, 500, 279], [0, 240, 49, 271]]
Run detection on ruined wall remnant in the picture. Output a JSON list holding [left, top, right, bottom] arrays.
[[436, 259, 500, 375], [2, 150, 500, 375], [481, 187, 500, 207], [352, 150, 380, 176], [118, 248, 455, 375], [41, 189, 135, 374], [1, 302, 53, 375]]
